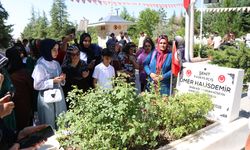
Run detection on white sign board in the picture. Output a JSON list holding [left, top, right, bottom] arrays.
[[176, 63, 244, 123]]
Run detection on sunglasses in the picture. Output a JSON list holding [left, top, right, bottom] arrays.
[[144, 44, 151, 48]]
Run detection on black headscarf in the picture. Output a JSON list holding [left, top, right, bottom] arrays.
[[5, 45, 25, 74], [40, 39, 57, 61], [79, 33, 102, 64], [79, 33, 92, 51]]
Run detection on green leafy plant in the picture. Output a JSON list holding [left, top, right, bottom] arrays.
[[193, 44, 212, 58], [162, 93, 213, 139], [57, 75, 213, 149], [209, 44, 250, 83]]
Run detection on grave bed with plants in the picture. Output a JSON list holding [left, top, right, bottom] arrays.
[[56, 75, 213, 150]]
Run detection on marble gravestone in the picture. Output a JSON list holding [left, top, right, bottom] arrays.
[[176, 63, 244, 123]]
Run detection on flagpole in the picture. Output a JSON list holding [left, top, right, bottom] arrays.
[[184, 3, 190, 62], [189, 0, 195, 60], [170, 73, 173, 96]]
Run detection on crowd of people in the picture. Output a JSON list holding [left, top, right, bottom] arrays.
[[0, 29, 186, 149], [199, 31, 239, 50]]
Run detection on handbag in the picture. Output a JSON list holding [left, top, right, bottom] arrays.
[[43, 88, 62, 103]]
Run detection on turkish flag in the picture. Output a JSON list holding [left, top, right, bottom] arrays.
[[183, 0, 190, 11], [172, 41, 181, 77]]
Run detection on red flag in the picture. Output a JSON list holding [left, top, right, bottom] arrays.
[[183, 0, 190, 11], [172, 41, 181, 77]]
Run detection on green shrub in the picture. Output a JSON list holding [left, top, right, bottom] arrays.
[[193, 44, 200, 57], [57, 76, 213, 149], [194, 44, 212, 58], [162, 93, 213, 139], [209, 44, 250, 83]]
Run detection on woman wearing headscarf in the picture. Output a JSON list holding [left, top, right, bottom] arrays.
[[62, 45, 89, 109], [143, 35, 172, 95], [13, 42, 28, 65], [32, 39, 67, 129], [5, 45, 34, 131], [79, 33, 102, 87]]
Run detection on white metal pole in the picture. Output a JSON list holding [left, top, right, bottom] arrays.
[[185, 8, 190, 62], [189, 0, 196, 60], [170, 73, 173, 96], [199, 0, 204, 54]]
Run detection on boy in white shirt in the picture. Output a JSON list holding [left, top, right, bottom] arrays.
[[93, 48, 115, 89]]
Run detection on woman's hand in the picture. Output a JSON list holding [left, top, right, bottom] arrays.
[[0, 101, 14, 118], [53, 73, 66, 84], [157, 75, 163, 81], [53, 77, 62, 84], [129, 55, 135, 62], [59, 73, 66, 81], [129, 55, 139, 69], [150, 73, 158, 81]]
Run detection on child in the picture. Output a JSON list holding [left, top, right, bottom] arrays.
[[92, 48, 115, 89]]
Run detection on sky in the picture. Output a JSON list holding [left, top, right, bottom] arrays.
[[1, 0, 203, 39]]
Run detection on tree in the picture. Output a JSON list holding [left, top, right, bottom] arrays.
[[127, 24, 139, 45], [158, 8, 167, 24], [202, 0, 250, 37], [120, 7, 135, 22], [87, 27, 98, 44], [0, 2, 13, 48], [22, 0, 74, 40], [164, 12, 185, 39], [36, 11, 49, 38], [22, 6, 38, 39], [119, 7, 138, 43], [137, 8, 160, 37], [238, 0, 250, 33], [153, 8, 168, 38], [49, 0, 74, 39]]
